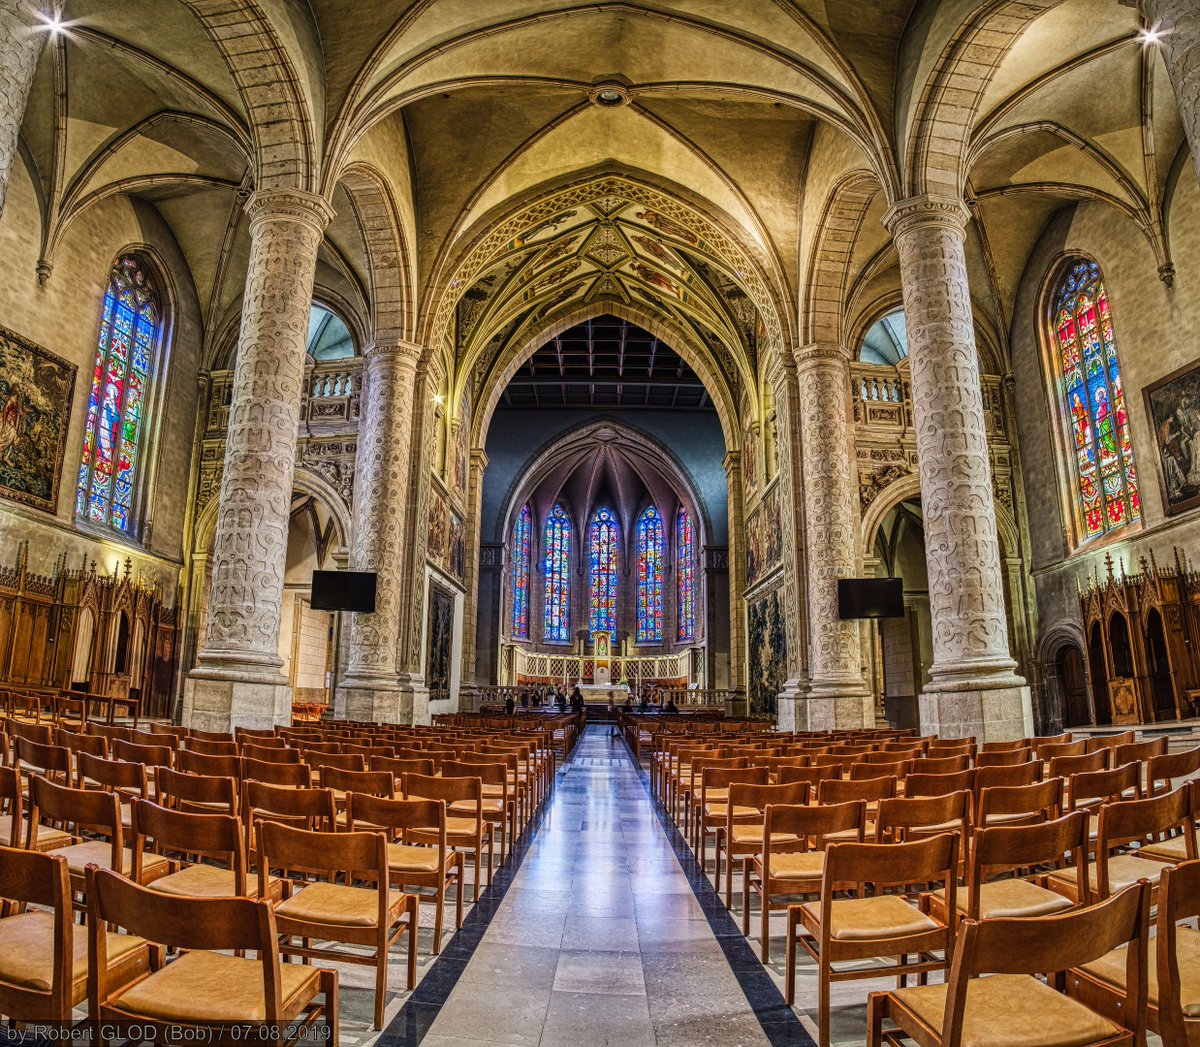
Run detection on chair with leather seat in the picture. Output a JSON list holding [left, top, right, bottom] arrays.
[[130, 797, 260, 899], [176, 749, 239, 779], [402, 772, 494, 901], [111, 739, 174, 774], [1046, 784, 1196, 904], [241, 782, 338, 860], [15, 736, 72, 787], [867, 880, 1150, 1047], [976, 776, 1063, 829], [975, 747, 1034, 767], [1148, 746, 1200, 798], [0, 845, 149, 1022], [715, 779, 808, 908], [691, 763, 769, 864], [372, 754, 436, 783], [787, 832, 959, 1047], [905, 768, 976, 799], [26, 775, 169, 904], [743, 798, 866, 964], [258, 821, 417, 1030], [874, 790, 971, 846], [76, 751, 150, 831], [240, 756, 312, 789], [1138, 779, 1200, 865], [154, 765, 237, 817], [86, 864, 336, 1041], [441, 758, 517, 864], [241, 742, 303, 764], [346, 792, 465, 955], [1049, 749, 1110, 780], [927, 810, 1089, 927]]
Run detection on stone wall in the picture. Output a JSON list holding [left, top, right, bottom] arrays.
[[0, 157, 201, 598], [1011, 173, 1200, 657]]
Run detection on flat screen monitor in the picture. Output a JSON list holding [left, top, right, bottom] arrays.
[[837, 577, 904, 620], [310, 571, 377, 613]]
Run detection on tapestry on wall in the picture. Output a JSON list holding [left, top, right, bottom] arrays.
[[746, 583, 786, 715], [426, 581, 455, 700], [1144, 359, 1200, 516], [0, 325, 76, 514], [427, 486, 466, 581], [744, 483, 782, 588]]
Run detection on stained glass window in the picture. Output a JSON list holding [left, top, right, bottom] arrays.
[[511, 504, 532, 639], [543, 503, 571, 642], [588, 506, 619, 638], [1053, 260, 1139, 540], [635, 506, 664, 643], [677, 508, 696, 642], [77, 257, 159, 535]]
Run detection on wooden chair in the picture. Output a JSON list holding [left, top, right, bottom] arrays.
[[372, 754, 437, 781], [87, 864, 336, 1040], [714, 779, 809, 907], [242, 782, 337, 848], [241, 756, 312, 788], [403, 772, 494, 901], [258, 821, 418, 1030], [1139, 779, 1200, 865], [905, 768, 975, 798], [980, 739, 1030, 753], [1047, 785, 1197, 903], [868, 881, 1150, 1047], [1050, 749, 1110, 779], [1148, 745, 1200, 797], [177, 749, 239, 778], [346, 793, 466, 955], [908, 755, 970, 776], [787, 833, 960, 1046], [973, 760, 1043, 795], [777, 763, 844, 790], [130, 797, 261, 898], [691, 764, 769, 861], [743, 799, 866, 963], [874, 790, 971, 845], [975, 747, 1034, 767], [154, 765, 238, 816], [927, 811, 1089, 927], [1085, 731, 1136, 755], [58, 727, 108, 761], [0, 845, 149, 1022], [0, 766, 22, 847], [77, 751, 150, 830], [977, 777, 1064, 828], [1037, 738, 1089, 761], [1153, 859, 1200, 1046], [111, 738, 174, 771], [242, 742, 303, 764], [15, 736, 72, 786], [442, 758, 517, 864], [182, 737, 238, 756], [26, 775, 169, 899]]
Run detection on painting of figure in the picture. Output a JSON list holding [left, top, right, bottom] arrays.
[[426, 582, 455, 702], [0, 325, 76, 513], [1144, 360, 1200, 516], [744, 484, 782, 588]]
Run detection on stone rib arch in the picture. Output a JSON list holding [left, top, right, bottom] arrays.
[[803, 171, 882, 346], [904, 0, 1068, 200], [337, 162, 414, 344], [180, 0, 318, 192]]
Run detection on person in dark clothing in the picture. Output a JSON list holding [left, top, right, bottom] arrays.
[[504, 694, 516, 716], [665, 697, 679, 714], [570, 685, 585, 714]]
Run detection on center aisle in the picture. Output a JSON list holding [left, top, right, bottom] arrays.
[[399, 724, 812, 1047]]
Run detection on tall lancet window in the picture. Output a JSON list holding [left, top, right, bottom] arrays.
[[677, 508, 696, 642], [588, 506, 619, 637], [636, 506, 664, 642], [1052, 260, 1140, 540], [543, 503, 571, 642], [77, 256, 161, 534], [511, 503, 532, 639]]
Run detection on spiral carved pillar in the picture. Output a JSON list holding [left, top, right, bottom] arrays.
[[339, 340, 422, 723], [795, 344, 873, 729], [883, 196, 1032, 742], [183, 188, 334, 732], [0, 1, 41, 219]]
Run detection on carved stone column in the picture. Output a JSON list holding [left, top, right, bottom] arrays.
[[339, 340, 421, 723], [882, 196, 1032, 742], [1136, 0, 1200, 184], [722, 450, 748, 716], [0, 1, 42, 218], [795, 344, 873, 729], [183, 188, 334, 732]]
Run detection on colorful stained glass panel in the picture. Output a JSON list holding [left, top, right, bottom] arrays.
[[636, 507, 664, 643], [677, 509, 695, 642], [511, 504, 531, 639], [543, 503, 571, 642], [588, 507, 618, 638]]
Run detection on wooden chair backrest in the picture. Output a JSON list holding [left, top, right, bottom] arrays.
[[764, 798, 866, 845], [777, 764, 844, 788], [0, 766, 21, 846], [1114, 738, 1168, 766], [29, 773, 120, 847], [970, 811, 1090, 909], [16, 737, 71, 779], [112, 739, 174, 769], [699, 765, 769, 791], [242, 742, 302, 764], [906, 768, 976, 797], [441, 758, 506, 789], [183, 737, 239, 756], [402, 771, 481, 806], [347, 793, 445, 838], [78, 752, 148, 796], [818, 774, 897, 806], [186, 728, 232, 742], [941, 882, 1148, 1047], [974, 761, 1043, 792], [850, 759, 910, 780], [1048, 749, 1109, 779], [130, 798, 244, 887], [823, 832, 959, 899], [129, 729, 176, 750], [1037, 739, 1088, 762], [978, 777, 1063, 824], [727, 780, 810, 815], [57, 729, 107, 759], [909, 755, 970, 776], [257, 820, 386, 883], [154, 766, 237, 813], [1097, 784, 1195, 855], [8, 721, 54, 747], [1156, 860, 1200, 1047], [320, 766, 394, 798], [975, 747, 1034, 767], [1084, 731, 1136, 753], [243, 782, 337, 832], [304, 751, 366, 773], [979, 739, 1029, 753], [177, 749, 239, 778], [372, 755, 436, 778], [1148, 745, 1200, 795], [875, 790, 971, 843], [240, 757, 311, 788], [1067, 762, 1140, 809]]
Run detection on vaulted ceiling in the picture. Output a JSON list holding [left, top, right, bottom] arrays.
[[11, 1, 1187, 401]]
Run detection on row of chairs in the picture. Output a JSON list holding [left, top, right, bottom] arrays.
[[648, 727, 1200, 1046], [0, 716, 563, 1032]]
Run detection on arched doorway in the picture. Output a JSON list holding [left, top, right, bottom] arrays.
[[1088, 621, 1112, 725], [114, 612, 131, 674], [1056, 644, 1090, 728], [1144, 609, 1175, 720]]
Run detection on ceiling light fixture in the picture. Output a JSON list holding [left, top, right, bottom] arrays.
[[1140, 25, 1162, 43], [589, 83, 632, 109], [40, 11, 63, 32]]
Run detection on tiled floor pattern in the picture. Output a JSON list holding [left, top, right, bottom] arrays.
[[379, 725, 814, 1047]]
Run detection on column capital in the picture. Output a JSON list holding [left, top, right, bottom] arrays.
[[722, 449, 741, 476], [794, 342, 851, 367], [364, 339, 423, 369], [244, 188, 335, 236], [882, 195, 970, 240]]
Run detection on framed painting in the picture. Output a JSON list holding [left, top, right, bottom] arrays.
[[426, 581, 455, 701], [0, 325, 76, 513], [1143, 358, 1200, 517]]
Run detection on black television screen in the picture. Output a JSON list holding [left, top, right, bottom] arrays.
[[837, 578, 903, 620], [311, 571, 377, 613]]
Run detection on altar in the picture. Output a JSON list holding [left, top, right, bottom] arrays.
[[578, 683, 630, 706]]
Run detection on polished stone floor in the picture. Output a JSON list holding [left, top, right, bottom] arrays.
[[374, 724, 812, 1047]]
